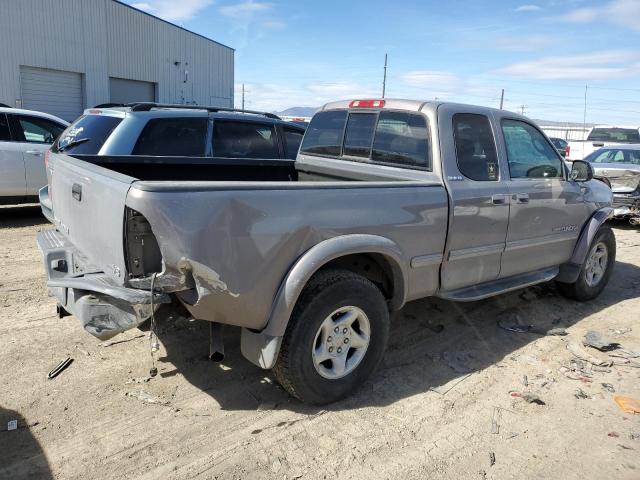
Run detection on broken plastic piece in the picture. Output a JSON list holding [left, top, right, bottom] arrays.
[[614, 396, 640, 414], [583, 330, 620, 352], [7, 420, 17, 431], [608, 432, 620, 438]]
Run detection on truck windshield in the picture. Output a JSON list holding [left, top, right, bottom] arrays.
[[53, 115, 122, 154], [587, 128, 640, 143]]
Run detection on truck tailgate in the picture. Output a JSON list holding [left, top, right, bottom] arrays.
[[50, 153, 136, 284]]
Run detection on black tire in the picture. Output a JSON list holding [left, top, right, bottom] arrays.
[[556, 226, 616, 301], [273, 269, 390, 404]]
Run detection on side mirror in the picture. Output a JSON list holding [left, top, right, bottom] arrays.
[[570, 160, 593, 182]]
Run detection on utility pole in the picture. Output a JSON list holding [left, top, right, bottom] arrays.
[[382, 53, 388, 98], [519, 104, 527, 115], [241, 83, 245, 110], [582, 85, 588, 140], [499, 89, 504, 109]]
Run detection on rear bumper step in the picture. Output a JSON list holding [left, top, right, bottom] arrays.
[[37, 229, 169, 340]]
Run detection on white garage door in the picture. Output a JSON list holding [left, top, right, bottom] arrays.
[[109, 77, 156, 105], [20, 66, 84, 122]]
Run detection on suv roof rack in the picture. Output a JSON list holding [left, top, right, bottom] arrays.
[[127, 102, 281, 120]]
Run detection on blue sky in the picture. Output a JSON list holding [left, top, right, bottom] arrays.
[[125, 0, 640, 124]]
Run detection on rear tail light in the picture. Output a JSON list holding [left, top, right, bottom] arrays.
[[565, 145, 570, 157], [44, 149, 53, 200], [349, 99, 385, 108]]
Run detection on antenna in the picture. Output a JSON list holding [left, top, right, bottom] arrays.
[[382, 53, 388, 99]]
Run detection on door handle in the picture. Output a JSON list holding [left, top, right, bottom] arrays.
[[25, 150, 43, 156], [516, 193, 530, 204], [491, 194, 508, 205]]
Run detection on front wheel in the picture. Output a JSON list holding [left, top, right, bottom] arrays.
[[273, 269, 390, 404], [556, 226, 616, 301]]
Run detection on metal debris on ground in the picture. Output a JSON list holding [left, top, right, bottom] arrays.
[[47, 357, 73, 379], [574, 388, 591, 399], [522, 375, 528, 387], [497, 319, 567, 336], [583, 331, 620, 352], [125, 389, 170, 406], [491, 407, 502, 434], [608, 432, 620, 438], [559, 360, 593, 383], [630, 433, 640, 441], [601, 383, 615, 393], [511, 391, 546, 405], [566, 342, 612, 367], [613, 396, 640, 414], [489, 451, 496, 467], [7, 420, 17, 431]]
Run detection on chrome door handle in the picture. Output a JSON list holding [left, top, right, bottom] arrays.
[[25, 150, 43, 156], [516, 193, 529, 204], [491, 194, 508, 205]]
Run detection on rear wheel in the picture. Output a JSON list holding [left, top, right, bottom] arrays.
[[557, 226, 616, 301], [273, 269, 389, 404]]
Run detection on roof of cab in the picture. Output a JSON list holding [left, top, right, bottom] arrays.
[[319, 98, 533, 121]]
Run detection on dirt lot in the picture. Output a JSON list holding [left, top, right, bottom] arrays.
[[0, 204, 639, 480]]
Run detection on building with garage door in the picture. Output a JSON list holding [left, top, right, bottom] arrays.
[[0, 0, 234, 122]]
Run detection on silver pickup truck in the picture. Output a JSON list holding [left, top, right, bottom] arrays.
[[38, 100, 614, 404]]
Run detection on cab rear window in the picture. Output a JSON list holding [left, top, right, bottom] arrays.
[[300, 109, 430, 170], [54, 115, 122, 154]]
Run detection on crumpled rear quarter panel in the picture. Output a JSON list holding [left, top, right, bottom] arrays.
[[125, 184, 448, 330]]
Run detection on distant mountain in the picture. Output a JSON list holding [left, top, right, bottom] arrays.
[[276, 107, 318, 117]]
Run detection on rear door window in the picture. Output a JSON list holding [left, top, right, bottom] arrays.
[[283, 128, 304, 159], [0, 114, 10, 141], [372, 111, 429, 169], [133, 117, 208, 156], [212, 121, 279, 159], [55, 115, 122, 154], [587, 128, 640, 143], [453, 113, 499, 181], [300, 110, 348, 156], [502, 119, 563, 179], [14, 115, 65, 144]]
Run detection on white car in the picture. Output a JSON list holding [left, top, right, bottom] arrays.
[[0, 107, 69, 204]]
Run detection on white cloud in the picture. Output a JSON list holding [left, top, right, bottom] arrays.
[[262, 19, 286, 29], [496, 50, 640, 80], [515, 4, 541, 12], [399, 71, 462, 95], [130, 0, 214, 22], [558, 0, 640, 31], [220, 1, 271, 19], [234, 80, 379, 112], [493, 34, 554, 52]]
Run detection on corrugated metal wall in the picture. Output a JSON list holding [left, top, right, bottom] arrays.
[[0, 0, 233, 117]]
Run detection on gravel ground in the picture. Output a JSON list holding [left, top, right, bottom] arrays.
[[1, 204, 639, 480]]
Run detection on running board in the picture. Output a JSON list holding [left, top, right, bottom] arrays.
[[437, 267, 559, 302]]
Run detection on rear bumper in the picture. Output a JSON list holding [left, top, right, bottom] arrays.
[[37, 229, 170, 340]]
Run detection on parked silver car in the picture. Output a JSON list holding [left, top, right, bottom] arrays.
[[38, 100, 614, 404], [584, 145, 640, 223], [0, 107, 68, 204]]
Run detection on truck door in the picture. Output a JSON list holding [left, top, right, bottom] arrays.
[[495, 116, 587, 278], [439, 106, 510, 290]]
